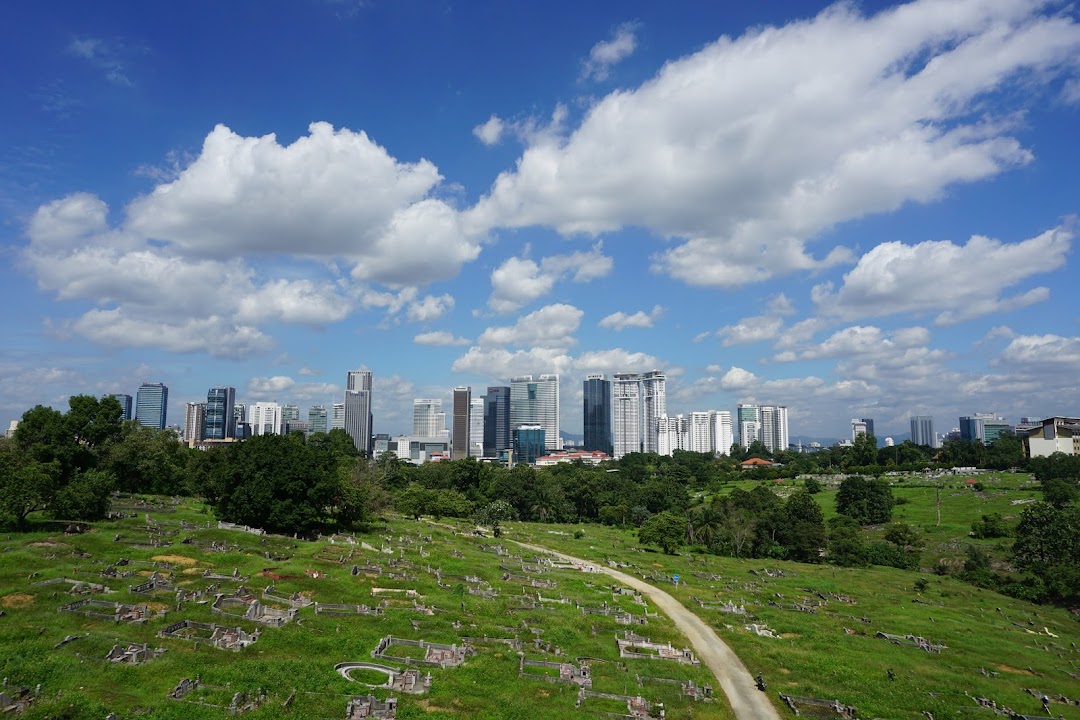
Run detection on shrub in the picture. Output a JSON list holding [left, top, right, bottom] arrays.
[[914, 578, 929, 592]]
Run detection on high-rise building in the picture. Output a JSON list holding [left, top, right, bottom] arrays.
[[713, 410, 734, 455], [285, 419, 310, 435], [250, 402, 283, 436], [737, 404, 760, 448], [469, 397, 484, 458], [851, 418, 869, 441], [308, 405, 328, 435], [657, 414, 689, 456], [412, 399, 447, 437], [583, 374, 613, 456], [641, 371, 666, 454], [687, 410, 734, 455], [910, 415, 936, 448], [282, 404, 300, 425], [330, 402, 345, 430], [344, 369, 373, 456], [108, 393, 133, 420], [483, 386, 510, 457], [759, 405, 789, 453], [612, 372, 643, 459], [510, 374, 560, 452], [205, 386, 236, 440], [861, 418, 875, 438], [513, 424, 546, 465], [234, 403, 246, 425], [452, 386, 471, 460], [184, 402, 205, 443], [135, 382, 169, 429]]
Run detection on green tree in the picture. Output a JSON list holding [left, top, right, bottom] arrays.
[[638, 511, 687, 554], [105, 423, 187, 494], [49, 469, 113, 520], [851, 433, 878, 467], [0, 438, 57, 528], [971, 513, 1010, 539], [1012, 502, 1080, 604], [780, 490, 826, 562], [835, 475, 894, 525], [828, 516, 868, 567]]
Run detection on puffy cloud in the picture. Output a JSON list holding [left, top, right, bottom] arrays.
[[487, 243, 612, 313], [451, 346, 574, 379], [71, 309, 272, 359], [581, 22, 639, 82], [720, 367, 758, 390], [1000, 333, 1080, 367], [718, 315, 784, 346], [478, 304, 583, 348], [599, 305, 663, 331], [573, 348, 663, 375], [27, 193, 109, 250], [801, 325, 929, 359], [297, 367, 321, 377], [406, 293, 454, 322], [414, 331, 471, 346], [237, 279, 353, 325], [247, 375, 296, 395], [813, 227, 1071, 323], [467, 2, 1080, 287], [292, 382, 341, 401], [473, 115, 506, 146]]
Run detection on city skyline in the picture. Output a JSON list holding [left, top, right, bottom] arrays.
[[3, 1, 1079, 440]]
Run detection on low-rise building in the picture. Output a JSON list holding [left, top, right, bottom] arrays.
[[1021, 416, 1080, 458]]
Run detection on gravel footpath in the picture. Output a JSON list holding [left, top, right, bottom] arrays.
[[513, 541, 782, 720]]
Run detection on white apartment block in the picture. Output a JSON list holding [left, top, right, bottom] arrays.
[[249, 401, 284, 436], [657, 414, 689, 456], [330, 402, 345, 430], [687, 410, 733, 455], [469, 397, 485, 457], [641, 370, 667, 455], [613, 372, 642, 459], [759, 405, 789, 453], [412, 399, 448, 437]]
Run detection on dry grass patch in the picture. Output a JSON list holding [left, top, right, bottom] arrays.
[[993, 663, 1035, 675], [2, 592, 35, 608], [151, 554, 197, 566]]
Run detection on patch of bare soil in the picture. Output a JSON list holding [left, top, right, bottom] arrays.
[[152, 554, 197, 566], [994, 663, 1034, 675], [143, 602, 167, 612], [2, 592, 35, 608], [29, 541, 62, 547]]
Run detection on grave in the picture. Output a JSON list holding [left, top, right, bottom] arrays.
[[346, 694, 397, 719], [105, 642, 166, 665], [875, 632, 944, 653], [59, 599, 160, 623], [615, 635, 698, 665], [636, 675, 712, 701], [158, 620, 260, 651], [778, 693, 858, 718], [315, 602, 381, 616], [262, 585, 313, 608], [335, 662, 431, 694], [519, 657, 591, 687], [370, 636, 471, 668], [211, 595, 296, 627], [129, 572, 173, 595], [576, 687, 665, 719]]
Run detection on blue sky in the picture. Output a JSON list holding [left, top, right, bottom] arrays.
[[2, 0, 1078, 441]]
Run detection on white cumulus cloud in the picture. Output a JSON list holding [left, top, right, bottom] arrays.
[[414, 331, 471, 346], [581, 22, 639, 82], [599, 305, 663, 331], [487, 243, 612, 313]]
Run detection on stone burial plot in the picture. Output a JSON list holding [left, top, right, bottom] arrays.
[[370, 636, 472, 668], [616, 633, 699, 665], [518, 657, 592, 687], [575, 688, 665, 719], [778, 693, 858, 718], [345, 694, 398, 719], [157, 620, 260, 651], [335, 662, 431, 695], [164, 675, 270, 715], [58, 598, 162, 623]]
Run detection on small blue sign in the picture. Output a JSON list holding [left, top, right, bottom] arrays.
[[672, 574, 680, 582]]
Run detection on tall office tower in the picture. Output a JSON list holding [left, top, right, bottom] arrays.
[[656, 414, 689, 456], [583, 374, 613, 456], [452, 387, 472, 460], [861, 418, 875, 438], [713, 410, 734, 456], [234, 403, 246, 425], [108, 394, 133, 420], [412, 399, 447, 437], [135, 382, 169, 429], [205, 386, 236, 440], [513, 424, 546, 466], [759, 405, 789, 453], [469, 397, 485, 458], [344, 369, 373, 456], [910, 415, 936, 447], [184, 402, 206, 443], [640, 370, 666, 455], [330, 402, 345, 430], [851, 418, 869, 441], [250, 402, 283, 436], [737, 404, 760, 447], [688, 412, 714, 453], [308, 405, 328, 435], [510, 374, 561, 451], [612, 372, 643, 459], [282, 404, 300, 425], [483, 386, 510, 457]]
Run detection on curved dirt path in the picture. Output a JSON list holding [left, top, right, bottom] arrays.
[[513, 541, 781, 720]]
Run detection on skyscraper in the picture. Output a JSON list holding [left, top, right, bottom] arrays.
[[250, 402, 283, 436], [910, 415, 937, 448], [712, 410, 734, 455], [330, 402, 345, 431], [469, 397, 485, 458], [412, 399, 447, 437], [583, 374, 613, 456], [483, 386, 510, 457], [640, 370, 666, 455], [513, 424, 545, 465], [282, 404, 300, 425], [184, 402, 205, 443], [851, 418, 869, 441], [612, 372, 642, 459], [737, 404, 760, 448], [510, 374, 560, 452], [344, 369, 373, 456], [759, 405, 789, 453], [452, 386, 471, 460], [861, 418, 875, 438], [308, 405, 328, 435], [656, 414, 688, 456], [688, 410, 733, 455], [135, 382, 168, 429], [108, 393, 133, 420], [205, 386, 236, 440]]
